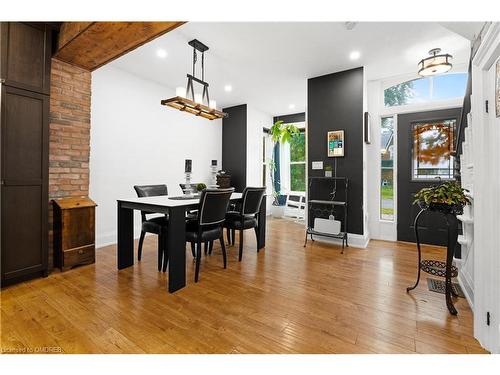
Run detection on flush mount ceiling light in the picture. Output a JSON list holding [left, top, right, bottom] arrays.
[[161, 39, 227, 120], [418, 48, 453, 77]]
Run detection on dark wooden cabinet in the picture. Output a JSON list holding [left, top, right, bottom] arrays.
[[0, 22, 52, 95], [53, 197, 96, 271], [1, 22, 52, 286]]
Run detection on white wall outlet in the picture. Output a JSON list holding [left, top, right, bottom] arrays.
[[312, 161, 323, 170]]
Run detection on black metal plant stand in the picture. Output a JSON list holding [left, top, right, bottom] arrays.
[[406, 205, 460, 315]]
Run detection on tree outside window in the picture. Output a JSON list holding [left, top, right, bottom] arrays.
[[289, 132, 306, 192]]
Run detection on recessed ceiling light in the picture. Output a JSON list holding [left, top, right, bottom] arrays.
[[349, 51, 361, 60], [156, 49, 168, 58], [289, 104, 296, 109], [224, 84, 232, 92]]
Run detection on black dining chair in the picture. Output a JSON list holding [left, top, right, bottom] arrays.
[[224, 187, 266, 262], [133, 184, 169, 272], [185, 187, 234, 282]]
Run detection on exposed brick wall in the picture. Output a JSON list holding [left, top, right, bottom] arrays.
[[48, 58, 91, 269]]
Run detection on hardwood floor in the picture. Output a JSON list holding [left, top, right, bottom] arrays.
[[0, 218, 488, 354]]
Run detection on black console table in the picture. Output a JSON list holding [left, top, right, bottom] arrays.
[[406, 206, 460, 315]]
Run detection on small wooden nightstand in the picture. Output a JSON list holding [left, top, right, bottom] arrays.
[[53, 197, 97, 271]]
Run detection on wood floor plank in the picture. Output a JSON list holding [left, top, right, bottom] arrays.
[[0, 218, 487, 354]]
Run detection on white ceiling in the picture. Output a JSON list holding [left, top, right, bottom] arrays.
[[108, 22, 476, 117]]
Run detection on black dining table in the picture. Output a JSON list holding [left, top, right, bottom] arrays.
[[116, 192, 266, 293]]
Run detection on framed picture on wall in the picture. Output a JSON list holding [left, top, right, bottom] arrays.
[[327, 130, 345, 157]]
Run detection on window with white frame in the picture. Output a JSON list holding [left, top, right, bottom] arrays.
[[281, 125, 306, 193], [383, 73, 467, 107]]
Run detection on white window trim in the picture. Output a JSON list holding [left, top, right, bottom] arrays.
[[262, 133, 273, 194], [379, 115, 396, 222]]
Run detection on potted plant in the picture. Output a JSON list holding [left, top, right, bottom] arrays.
[[413, 181, 471, 215], [267, 120, 300, 218], [196, 183, 207, 192]]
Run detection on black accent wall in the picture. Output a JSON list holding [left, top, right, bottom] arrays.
[[307, 67, 364, 235], [222, 104, 247, 192]]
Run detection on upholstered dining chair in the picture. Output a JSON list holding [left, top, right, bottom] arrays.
[[133, 184, 169, 272], [224, 187, 266, 262], [185, 188, 234, 282], [179, 182, 212, 256]]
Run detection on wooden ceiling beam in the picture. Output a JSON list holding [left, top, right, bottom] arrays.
[[54, 21, 185, 71]]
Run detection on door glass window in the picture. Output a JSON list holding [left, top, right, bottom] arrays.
[[381, 117, 395, 220], [412, 120, 455, 180]]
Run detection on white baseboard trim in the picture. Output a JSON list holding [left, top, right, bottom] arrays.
[[458, 272, 475, 310], [310, 232, 370, 249]]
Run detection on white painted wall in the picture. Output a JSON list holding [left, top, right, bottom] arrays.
[[90, 65, 222, 248]]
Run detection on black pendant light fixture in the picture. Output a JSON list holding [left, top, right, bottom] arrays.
[[161, 39, 227, 120], [418, 48, 453, 77]]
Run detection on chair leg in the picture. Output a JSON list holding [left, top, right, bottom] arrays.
[[254, 226, 259, 252], [190, 242, 196, 258], [157, 233, 162, 272], [204, 241, 208, 255], [138, 230, 146, 261], [209, 241, 214, 255], [226, 227, 231, 246], [220, 236, 227, 269], [238, 229, 244, 262], [194, 240, 202, 282], [232, 229, 236, 246]]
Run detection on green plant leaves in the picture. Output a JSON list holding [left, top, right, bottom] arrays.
[[270, 120, 300, 144], [413, 181, 470, 207]]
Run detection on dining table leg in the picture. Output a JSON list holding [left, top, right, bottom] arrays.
[[167, 206, 187, 293], [117, 201, 134, 269], [257, 198, 267, 251]]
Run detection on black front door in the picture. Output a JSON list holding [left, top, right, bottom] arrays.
[[397, 108, 461, 245]]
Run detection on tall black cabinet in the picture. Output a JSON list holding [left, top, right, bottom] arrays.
[[1, 22, 52, 286]]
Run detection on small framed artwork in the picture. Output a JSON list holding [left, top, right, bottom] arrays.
[[327, 130, 345, 157], [496, 59, 500, 118], [364, 111, 371, 144]]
